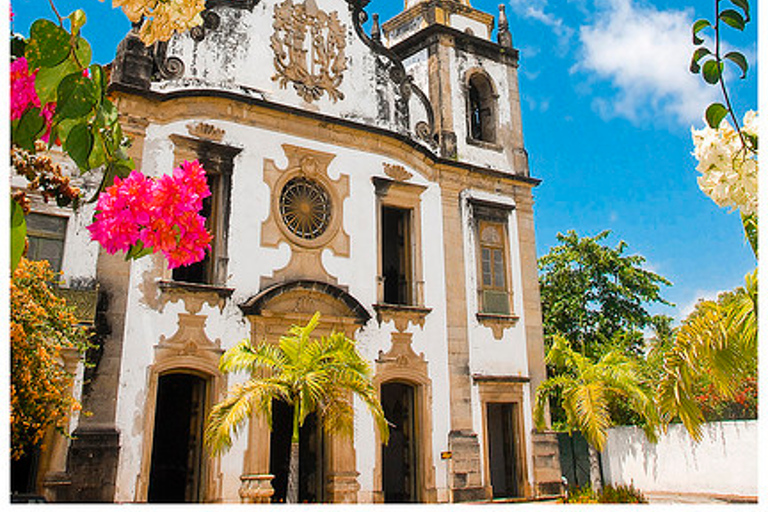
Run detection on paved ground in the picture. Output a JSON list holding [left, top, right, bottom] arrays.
[[645, 492, 758, 504]]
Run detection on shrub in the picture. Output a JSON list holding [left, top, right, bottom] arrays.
[[561, 484, 647, 504]]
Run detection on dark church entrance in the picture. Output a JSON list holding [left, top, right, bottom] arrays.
[[147, 373, 208, 502], [486, 402, 521, 498], [381, 382, 418, 502], [269, 401, 324, 503]]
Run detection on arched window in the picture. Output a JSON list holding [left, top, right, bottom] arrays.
[[467, 73, 496, 144]]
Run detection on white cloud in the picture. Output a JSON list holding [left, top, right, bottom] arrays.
[[575, 0, 718, 126], [507, 0, 575, 49]]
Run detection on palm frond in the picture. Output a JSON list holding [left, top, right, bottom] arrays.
[[204, 378, 289, 455]]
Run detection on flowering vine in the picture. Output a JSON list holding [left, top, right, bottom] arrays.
[[11, 258, 89, 460]]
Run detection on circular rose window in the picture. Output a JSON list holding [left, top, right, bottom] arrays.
[[279, 177, 332, 240]]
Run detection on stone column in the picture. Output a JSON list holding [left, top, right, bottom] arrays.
[[61, 102, 149, 503]]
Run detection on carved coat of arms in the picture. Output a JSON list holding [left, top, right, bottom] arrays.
[[271, 0, 348, 103]]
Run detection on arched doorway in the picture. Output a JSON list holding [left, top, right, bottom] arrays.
[[147, 373, 208, 502], [381, 382, 418, 502], [240, 280, 371, 503]]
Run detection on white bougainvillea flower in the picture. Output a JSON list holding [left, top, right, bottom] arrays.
[[692, 111, 758, 217]]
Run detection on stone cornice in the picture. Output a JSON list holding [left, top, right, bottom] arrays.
[[111, 83, 540, 188], [389, 23, 519, 67]]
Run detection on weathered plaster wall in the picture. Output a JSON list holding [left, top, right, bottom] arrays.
[[160, 1, 429, 145], [602, 421, 758, 498], [108, 116, 458, 502]]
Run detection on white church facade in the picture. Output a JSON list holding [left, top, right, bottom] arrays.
[[23, 0, 562, 503]]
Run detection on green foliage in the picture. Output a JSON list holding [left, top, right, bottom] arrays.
[[10, 200, 28, 272], [538, 230, 671, 359], [562, 484, 648, 504], [205, 313, 388, 502], [10, 9, 136, 272], [690, 0, 753, 133]]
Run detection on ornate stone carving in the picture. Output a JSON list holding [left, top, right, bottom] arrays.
[[373, 304, 431, 333], [261, 145, 350, 287], [186, 122, 225, 142], [271, 0, 348, 103], [382, 162, 412, 182], [476, 312, 519, 340]]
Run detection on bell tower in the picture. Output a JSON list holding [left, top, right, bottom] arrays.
[[382, 1, 526, 177]]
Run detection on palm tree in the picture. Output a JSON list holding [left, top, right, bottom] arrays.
[[205, 312, 389, 503], [657, 270, 757, 441], [534, 334, 658, 492]]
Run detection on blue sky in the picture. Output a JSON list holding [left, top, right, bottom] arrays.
[[10, 0, 759, 322]]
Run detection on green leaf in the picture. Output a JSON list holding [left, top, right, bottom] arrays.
[[88, 130, 107, 170], [719, 9, 746, 30], [692, 19, 711, 45], [96, 100, 119, 128], [12, 108, 45, 150], [689, 48, 712, 74], [90, 64, 106, 101], [724, 51, 748, 78], [35, 58, 79, 106], [702, 60, 723, 85], [126, 241, 155, 260], [69, 9, 87, 36], [10, 200, 27, 272], [73, 37, 92, 69], [64, 122, 94, 170], [705, 103, 728, 129], [25, 19, 71, 69], [728, 0, 750, 21], [741, 213, 757, 258], [56, 72, 98, 120]]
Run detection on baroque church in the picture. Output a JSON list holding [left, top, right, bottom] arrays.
[[18, 0, 562, 503]]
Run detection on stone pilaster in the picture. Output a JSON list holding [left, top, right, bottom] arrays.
[[440, 182, 484, 501]]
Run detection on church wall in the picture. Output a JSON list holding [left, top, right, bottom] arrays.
[[98, 110, 464, 501]]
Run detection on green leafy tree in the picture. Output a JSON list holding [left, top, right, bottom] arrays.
[[534, 335, 659, 492], [205, 313, 389, 504], [538, 230, 671, 359]]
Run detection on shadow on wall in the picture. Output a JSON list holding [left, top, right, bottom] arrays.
[[600, 421, 757, 498]]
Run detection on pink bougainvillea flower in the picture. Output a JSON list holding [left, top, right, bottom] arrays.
[[39, 102, 57, 144], [11, 57, 40, 120], [87, 160, 212, 269]]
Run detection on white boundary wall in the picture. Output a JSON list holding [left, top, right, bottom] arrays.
[[601, 420, 757, 497]]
